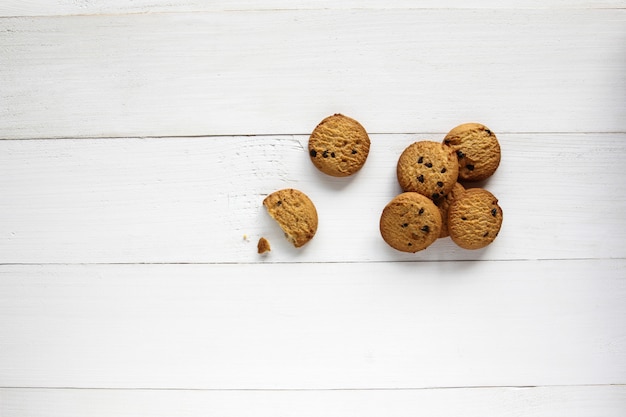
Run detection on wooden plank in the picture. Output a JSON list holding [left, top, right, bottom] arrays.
[[0, 261, 624, 389], [1, 386, 625, 417], [1, 134, 624, 264], [1, 10, 625, 139], [1, 1, 625, 17]]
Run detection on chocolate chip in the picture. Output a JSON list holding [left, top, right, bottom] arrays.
[[421, 225, 430, 233], [485, 129, 492, 135], [483, 232, 489, 237], [408, 242, 412, 246], [330, 152, 336, 158], [401, 223, 409, 228], [491, 208, 497, 217], [437, 181, 444, 187], [276, 201, 282, 206], [456, 150, 465, 159], [431, 193, 440, 200], [417, 156, 424, 164], [351, 149, 357, 154], [425, 162, 433, 168], [441, 167, 447, 173], [461, 216, 467, 221], [466, 164, 475, 171], [309, 149, 317, 157], [322, 150, 329, 158], [417, 174, 424, 183], [444, 140, 451, 145], [418, 207, 424, 215]]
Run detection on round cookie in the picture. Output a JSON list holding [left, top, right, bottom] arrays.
[[447, 188, 503, 250], [263, 188, 318, 248], [308, 114, 370, 177], [379, 192, 442, 253], [396, 141, 459, 201], [443, 123, 501, 182], [434, 182, 466, 238]]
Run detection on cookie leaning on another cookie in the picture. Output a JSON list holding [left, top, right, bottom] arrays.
[[443, 123, 501, 182], [447, 188, 503, 250], [263, 188, 318, 248], [308, 113, 371, 177], [396, 141, 459, 201], [379, 192, 442, 253]]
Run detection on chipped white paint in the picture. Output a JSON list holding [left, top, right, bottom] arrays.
[[0, 133, 625, 263]]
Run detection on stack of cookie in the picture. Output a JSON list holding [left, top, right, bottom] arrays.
[[381, 123, 503, 252]]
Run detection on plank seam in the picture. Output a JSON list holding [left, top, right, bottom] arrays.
[[1, 7, 625, 20], [1, 383, 624, 392], [0, 257, 625, 267], [1, 132, 626, 141]]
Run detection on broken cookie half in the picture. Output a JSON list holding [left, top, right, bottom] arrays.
[[263, 188, 318, 248]]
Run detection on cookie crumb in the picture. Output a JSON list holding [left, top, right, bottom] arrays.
[[257, 237, 271, 254]]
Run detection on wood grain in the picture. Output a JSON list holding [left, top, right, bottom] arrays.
[[2, 386, 625, 417], [1, 261, 624, 389], [1, 134, 624, 264], [1, 10, 625, 139]]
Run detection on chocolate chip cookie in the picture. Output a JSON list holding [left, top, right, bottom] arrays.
[[308, 114, 371, 177], [396, 140, 459, 201], [443, 123, 501, 181], [263, 188, 318, 248], [379, 192, 442, 252], [447, 188, 503, 249]]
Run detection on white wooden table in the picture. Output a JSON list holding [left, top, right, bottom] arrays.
[[1, 1, 625, 415]]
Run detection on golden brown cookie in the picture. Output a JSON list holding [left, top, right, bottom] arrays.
[[396, 141, 459, 201], [447, 188, 503, 250], [308, 114, 370, 177], [263, 189, 318, 248], [379, 192, 442, 253], [443, 123, 501, 182], [434, 182, 465, 238]]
